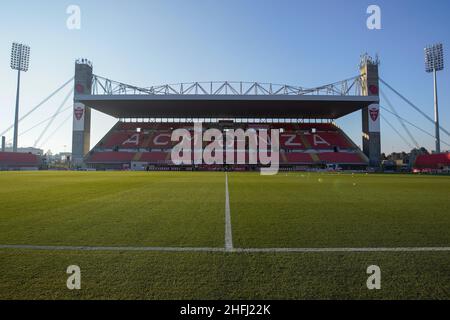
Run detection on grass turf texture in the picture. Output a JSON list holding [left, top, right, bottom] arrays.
[[230, 172, 450, 248], [0, 172, 225, 247], [0, 171, 449, 299], [1, 250, 449, 299]]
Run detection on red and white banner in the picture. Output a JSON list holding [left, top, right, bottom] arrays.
[[73, 102, 85, 131], [368, 103, 380, 132]]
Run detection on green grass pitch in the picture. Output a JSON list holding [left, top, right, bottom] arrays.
[[0, 171, 449, 299]]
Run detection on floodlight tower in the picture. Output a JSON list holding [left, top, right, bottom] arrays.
[[424, 43, 444, 153], [10, 42, 31, 152]]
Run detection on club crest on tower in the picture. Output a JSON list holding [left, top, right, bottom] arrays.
[[74, 106, 84, 120], [369, 107, 379, 122]]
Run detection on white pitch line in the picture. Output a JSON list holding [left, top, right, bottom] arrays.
[[0, 244, 225, 252], [224, 172, 233, 251], [1, 245, 450, 253], [233, 247, 450, 253]]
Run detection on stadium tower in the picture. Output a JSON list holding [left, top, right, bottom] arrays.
[[72, 59, 93, 166], [360, 55, 381, 167]]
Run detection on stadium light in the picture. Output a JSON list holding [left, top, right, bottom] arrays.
[[10, 42, 31, 152], [424, 43, 444, 153]]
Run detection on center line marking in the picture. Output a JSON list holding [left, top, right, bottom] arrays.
[[225, 172, 233, 251]]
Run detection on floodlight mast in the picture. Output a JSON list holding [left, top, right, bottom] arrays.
[[425, 43, 444, 153], [13, 55, 21, 153], [10, 42, 30, 152], [433, 68, 440, 153]]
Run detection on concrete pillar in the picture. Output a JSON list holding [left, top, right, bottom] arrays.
[[1, 136, 5, 152], [360, 55, 381, 168], [71, 59, 92, 167]]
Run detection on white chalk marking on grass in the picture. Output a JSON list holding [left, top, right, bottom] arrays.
[[1, 245, 450, 253], [233, 247, 450, 253], [225, 173, 233, 252], [0, 244, 225, 252]]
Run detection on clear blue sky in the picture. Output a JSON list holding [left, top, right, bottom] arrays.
[[0, 0, 449, 154]]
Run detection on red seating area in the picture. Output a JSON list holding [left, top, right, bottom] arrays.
[[100, 131, 180, 149], [414, 153, 450, 169], [303, 132, 352, 149], [317, 152, 366, 164], [89, 152, 136, 163], [100, 124, 352, 151], [280, 133, 304, 150], [87, 150, 366, 165], [147, 133, 176, 148], [0, 152, 40, 167], [87, 122, 367, 168], [283, 153, 314, 164], [138, 152, 170, 162], [100, 132, 143, 148]]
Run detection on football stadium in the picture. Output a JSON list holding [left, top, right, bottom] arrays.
[[1, 54, 450, 300], [78, 58, 377, 171], [1, 1, 450, 303]]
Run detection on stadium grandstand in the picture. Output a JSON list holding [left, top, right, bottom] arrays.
[[414, 153, 450, 172], [0, 152, 40, 171], [85, 121, 368, 171], [72, 55, 382, 171]]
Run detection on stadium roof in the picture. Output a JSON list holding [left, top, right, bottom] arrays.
[[78, 95, 378, 119]]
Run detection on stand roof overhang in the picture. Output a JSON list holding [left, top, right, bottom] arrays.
[[77, 94, 379, 119]]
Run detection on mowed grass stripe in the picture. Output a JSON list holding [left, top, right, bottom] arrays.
[[229, 172, 450, 248], [0, 172, 225, 247], [1, 249, 450, 299]]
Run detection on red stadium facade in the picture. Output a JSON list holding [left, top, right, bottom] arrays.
[[71, 56, 381, 171]]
